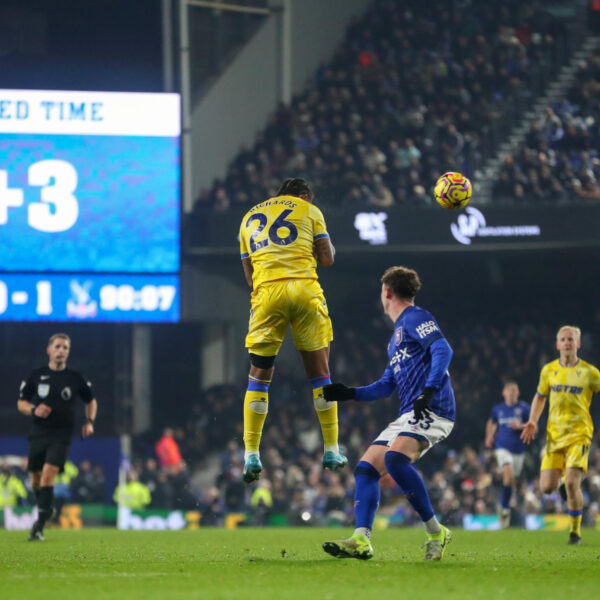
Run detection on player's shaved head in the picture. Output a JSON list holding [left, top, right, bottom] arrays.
[[381, 266, 421, 300], [556, 325, 581, 342], [276, 178, 314, 201]]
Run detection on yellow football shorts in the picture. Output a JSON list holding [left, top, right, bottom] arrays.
[[541, 438, 592, 474], [246, 278, 333, 356]]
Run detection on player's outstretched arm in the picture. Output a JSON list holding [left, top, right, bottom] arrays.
[[314, 237, 335, 266], [521, 393, 546, 444], [327, 366, 396, 403]]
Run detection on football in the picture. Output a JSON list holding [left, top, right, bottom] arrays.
[[434, 172, 472, 209]]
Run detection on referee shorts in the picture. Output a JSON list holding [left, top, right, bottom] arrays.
[[27, 432, 72, 472]]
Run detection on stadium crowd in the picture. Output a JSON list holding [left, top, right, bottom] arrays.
[[189, 0, 572, 220], [494, 47, 600, 203]]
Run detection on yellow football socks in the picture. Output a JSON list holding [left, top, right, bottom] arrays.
[[568, 510, 582, 537], [312, 376, 338, 448], [243, 376, 270, 453]]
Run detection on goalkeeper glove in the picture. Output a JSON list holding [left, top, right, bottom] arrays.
[[323, 382, 356, 401], [413, 386, 435, 421]]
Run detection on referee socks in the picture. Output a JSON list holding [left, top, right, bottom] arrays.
[[37, 486, 54, 528]]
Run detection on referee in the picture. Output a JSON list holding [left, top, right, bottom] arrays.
[[17, 333, 97, 541]]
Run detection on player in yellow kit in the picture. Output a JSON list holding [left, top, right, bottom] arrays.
[[238, 178, 347, 483], [521, 325, 600, 544]]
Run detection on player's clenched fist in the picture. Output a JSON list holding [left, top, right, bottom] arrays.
[[323, 383, 356, 401]]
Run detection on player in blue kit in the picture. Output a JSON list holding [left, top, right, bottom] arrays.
[[485, 381, 530, 528], [322, 266, 455, 561]]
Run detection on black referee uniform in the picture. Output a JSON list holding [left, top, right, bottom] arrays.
[[19, 366, 94, 537]]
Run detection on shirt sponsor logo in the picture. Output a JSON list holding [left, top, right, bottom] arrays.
[[37, 383, 50, 398], [415, 320, 439, 339], [550, 384, 583, 394], [391, 347, 411, 374], [498, 417, 520, 426], [390, 347, 411, 366]]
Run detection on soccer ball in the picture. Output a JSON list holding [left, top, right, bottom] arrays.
[[434, 172, 472, 209]]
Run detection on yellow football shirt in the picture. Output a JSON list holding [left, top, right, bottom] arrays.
[[239, 195, 329, 290], [537, 358, 600, 451]]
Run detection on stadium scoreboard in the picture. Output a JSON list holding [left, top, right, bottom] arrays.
[[0, 89, 180, 322]]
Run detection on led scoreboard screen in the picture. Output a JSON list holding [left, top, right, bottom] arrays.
[[0, 89, 180, 322]]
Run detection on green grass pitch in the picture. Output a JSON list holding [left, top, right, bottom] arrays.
[[1, 528, 599, 599]]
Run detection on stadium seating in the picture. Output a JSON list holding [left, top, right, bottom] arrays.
[[494, 48, 600, 203], [191, 0, 573, 218]]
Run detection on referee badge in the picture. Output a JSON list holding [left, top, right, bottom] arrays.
[[61, 386, 72, 401], [37, 383, 50, 398], [395, 327, 403, 345]]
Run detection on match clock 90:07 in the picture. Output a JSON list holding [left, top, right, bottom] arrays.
[[0, 274, 179, 322]]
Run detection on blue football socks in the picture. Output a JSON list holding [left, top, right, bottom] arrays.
[[353, 461, 381, 530], [385, 450, 435, 522], [500, 485, 512, 509]]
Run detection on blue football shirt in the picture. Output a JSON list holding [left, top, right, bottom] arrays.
[[355, 305, 456, 421], [490, 401, 530, 454]]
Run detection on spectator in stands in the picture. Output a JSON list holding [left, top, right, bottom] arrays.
[[249, 480, 273, 525], [150, 471, 174, 509], [113, 470, 151, 509], [72, 460, 104, 504], [155, 427, 184, 474], [199, 486, 223, 526], [139, 458, 160, 498], [0, 463, 28, 508]]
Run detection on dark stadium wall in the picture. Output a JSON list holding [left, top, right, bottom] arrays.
[[183, 244, 600, 382], [0, 0, 162, 92], [286, 0, 371, 94]]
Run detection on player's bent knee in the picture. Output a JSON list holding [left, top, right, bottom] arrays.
[[354, 461, 380, 479], [248, 400, 268, 414], [314, 395, 335, 411], [540, 481, 558, 494], [249, 353, 276, 369], [565, 479, 580, 493]]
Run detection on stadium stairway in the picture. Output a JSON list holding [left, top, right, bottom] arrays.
[[476, 37, 599, 202]]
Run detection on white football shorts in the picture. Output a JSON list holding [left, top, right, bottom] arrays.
[[373, 410, 454, 458], [495, 448, 525, 476]]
